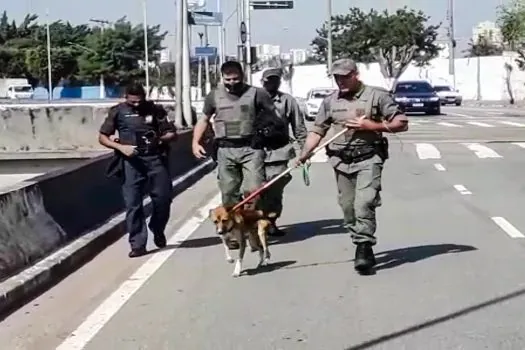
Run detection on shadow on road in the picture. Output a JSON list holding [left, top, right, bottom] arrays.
[[180, 236, 221, 248], [244, 260, 297, 276], [374, 243, 477, 271], [273, 218, 346, 245]]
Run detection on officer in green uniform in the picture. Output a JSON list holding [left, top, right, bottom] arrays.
[[260, 67, 307, 236], [192, 61, 283, 247], [297, 58, 409, 274]]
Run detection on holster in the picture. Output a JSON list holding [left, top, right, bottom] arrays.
[[326, 137, 389, 164]]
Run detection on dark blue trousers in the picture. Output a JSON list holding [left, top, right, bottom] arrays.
[[121, 155, 172, 250]]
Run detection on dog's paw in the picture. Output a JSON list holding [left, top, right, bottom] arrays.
[[226, 256, 234, 263], [232, 260, 242, 277], [232, 271, 241, 277]]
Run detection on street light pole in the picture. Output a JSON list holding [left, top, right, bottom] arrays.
[[447, 0, 456, 88], [142, 0, 150, 96], [45, 8, 53, 100], [327, 0, 333, 77]]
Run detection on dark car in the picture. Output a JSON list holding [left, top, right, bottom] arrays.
[[393, 80, 441, 115]]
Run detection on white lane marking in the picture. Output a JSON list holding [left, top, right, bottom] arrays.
[[415, 143, 441, 159], [434, 163, 446, 171], [56, 192, 222, 350], [467, 121, 494, 127], [410, 122, 421, 126], [499, 121, 525, 127], [512, 142, 525, 148], [491, 217, 525, 238], [446, 112, 475, 119], [454, 184, 472, 195], [437, 122, 463, 127], [462, 143, 503, 158], [488, 112, 505, 115]]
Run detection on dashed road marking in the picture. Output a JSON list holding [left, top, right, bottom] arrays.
[[466, 121, 494, 127], [437, 122, 463, 127], [454, 184, 472, 195], [499, 121, 525, 127], [446, 112, 475, 118], [434, 163, 446, 171], [512, 142, 525, 148], [491, 217, 525, 238], [462, 143, 503, 158], [415, 143, 441, 159]]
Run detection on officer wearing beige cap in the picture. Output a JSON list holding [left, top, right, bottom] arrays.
[[260, 67, 307, 236], [296, 58, 409, 274]]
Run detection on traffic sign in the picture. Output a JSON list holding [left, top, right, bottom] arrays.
[[187, 0, 206, 11], [188, 11, 223, 26], [240, 22, 247, 44], [251, 0, 293, 10], [195, 46, 218, 57]]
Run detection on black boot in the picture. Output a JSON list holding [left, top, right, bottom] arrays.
[[354, 243, 376, 274], [129, 247, 148, 258]]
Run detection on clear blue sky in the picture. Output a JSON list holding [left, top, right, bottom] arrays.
[[5, 0, 509, 56]]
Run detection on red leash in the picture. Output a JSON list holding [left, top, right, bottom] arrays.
[[230, 128, 349, 212]]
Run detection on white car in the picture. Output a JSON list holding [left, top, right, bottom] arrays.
[[433, 85, 462, 106], [304, 87, 337, 121]]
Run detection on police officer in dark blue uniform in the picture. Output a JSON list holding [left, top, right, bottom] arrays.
[[99, 83, 177, 258]]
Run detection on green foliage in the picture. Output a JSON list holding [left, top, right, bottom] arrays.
[[0, 11, 167, 89], [311, 7, 441, 80], [465, 35, 503, 57]]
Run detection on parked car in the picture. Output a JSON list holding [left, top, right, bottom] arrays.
[[433, 85, 462, 106], [393, 80, 441, 115], [304, 87, 337, 121]]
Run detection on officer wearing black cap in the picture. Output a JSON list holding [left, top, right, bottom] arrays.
[[260, 67, 307, 236], [99, 83, 177, 258], [297, 58, 409, 274]]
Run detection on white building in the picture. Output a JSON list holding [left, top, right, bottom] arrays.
[[159, 48, 172, 63], [472, 21, 503, 45], [256, 44, 281, 57], [290, 49, 307, 64]]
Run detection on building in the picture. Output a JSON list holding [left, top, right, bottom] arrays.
[[159, 48, 172, 63], [290, 49, 307, 64], [472, 21, 503, 45], [255, 44, 281, 57]]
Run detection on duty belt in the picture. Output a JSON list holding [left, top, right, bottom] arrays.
[[326, 138, 388, 164], [216, 137, 252, 148]]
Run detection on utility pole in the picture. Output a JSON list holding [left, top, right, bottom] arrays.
[[447, 0, 456, 88], [217, 0, 225, 66], [327, 0, 333, 77], [181, 0, 192, 126], [198, 32, 204, 99], [142, 0, 150, 96], [243, 0, 252, 83], [175, 0, 183, 126], [45, 8, 53, 101], [204, 26, 211, 93]]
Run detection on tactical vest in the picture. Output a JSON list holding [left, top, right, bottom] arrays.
[[328, 91, 382, 150], [213, 85, 257, 139], [115, 102, 160, 154]]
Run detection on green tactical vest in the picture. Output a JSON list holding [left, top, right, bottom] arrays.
[[213, 85, 257, 139]]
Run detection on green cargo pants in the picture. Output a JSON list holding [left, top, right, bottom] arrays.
[[261, 160, 292, 218], [334, 159, 383, 245], [216, 146, 265, 207]]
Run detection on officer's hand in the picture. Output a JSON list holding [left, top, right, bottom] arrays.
[[192, 143, 207, 159], [345, 116, 373, 130], [294, 154, 310, 167], [119, 145, 137, 157]]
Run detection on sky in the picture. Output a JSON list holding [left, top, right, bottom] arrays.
[[4, 0, 510, 57]]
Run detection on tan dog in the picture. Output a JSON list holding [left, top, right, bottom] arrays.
[[209, 205, 274, 277]]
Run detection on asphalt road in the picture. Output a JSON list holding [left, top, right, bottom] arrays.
[[2, 106, 525, 349]]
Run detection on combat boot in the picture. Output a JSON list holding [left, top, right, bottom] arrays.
[[354, 243, 376, 274]]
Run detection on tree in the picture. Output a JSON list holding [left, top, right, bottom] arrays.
[[311, 7, 441, 88], [77, 17, 167, 87], [465, 34, 503, 57]]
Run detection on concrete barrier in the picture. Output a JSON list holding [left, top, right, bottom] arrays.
[[0, 102, 202, 152], [0, 129, 215, 315]]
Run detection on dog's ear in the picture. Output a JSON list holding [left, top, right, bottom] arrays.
[[233, 212, 244, 225]]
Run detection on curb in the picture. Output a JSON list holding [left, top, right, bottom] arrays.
[[0, 158, 216, 318]]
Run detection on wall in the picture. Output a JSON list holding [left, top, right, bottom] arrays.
[[0, 102, 201, 153], [251, 53, 525, 102], [0, 130, 214, 282]]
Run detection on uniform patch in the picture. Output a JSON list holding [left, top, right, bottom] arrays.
[[145, 115, 153, 124]]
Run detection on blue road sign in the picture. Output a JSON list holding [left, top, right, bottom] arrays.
[[190, 11, 223, 26], [195, 46, 218, 57]]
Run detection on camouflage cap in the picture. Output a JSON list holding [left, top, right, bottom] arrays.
[[261, 67, 283, 80], [331, 58, 358, 75]]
